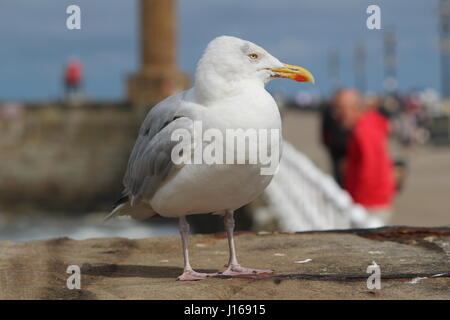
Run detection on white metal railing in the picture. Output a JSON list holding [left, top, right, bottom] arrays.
[[257, 141, 383, 232]]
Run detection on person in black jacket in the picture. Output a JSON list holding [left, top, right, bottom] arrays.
[[320, 91, 349, 186]]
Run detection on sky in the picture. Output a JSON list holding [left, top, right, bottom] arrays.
[[0, 0, 443, 101]]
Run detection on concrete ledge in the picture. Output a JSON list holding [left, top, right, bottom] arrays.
[[0, 227, 449, 299]]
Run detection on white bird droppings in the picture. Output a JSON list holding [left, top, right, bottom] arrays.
[[409, 277, 427, 284], [408, 273, 446, 284], [294, 258, 312, 264]]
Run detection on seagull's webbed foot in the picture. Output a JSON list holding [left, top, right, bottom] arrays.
[[220, 264, 273, 277], [177, 269, 219, 281]]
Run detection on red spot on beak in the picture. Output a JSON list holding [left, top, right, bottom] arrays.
[[294, 74, 309, 82]]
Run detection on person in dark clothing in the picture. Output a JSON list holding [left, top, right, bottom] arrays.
[[320, 95, 349, 186]]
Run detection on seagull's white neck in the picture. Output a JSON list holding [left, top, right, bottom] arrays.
[[193, 60, 265, 105]]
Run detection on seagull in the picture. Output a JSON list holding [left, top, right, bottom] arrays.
[[106, 36, 314, 280]]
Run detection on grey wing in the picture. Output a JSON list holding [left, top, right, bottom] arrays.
[[123, 92, 195, 205]]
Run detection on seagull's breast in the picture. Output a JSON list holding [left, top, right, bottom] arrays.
[[208, 84, 281, 131], [150, 84, 282, 217]]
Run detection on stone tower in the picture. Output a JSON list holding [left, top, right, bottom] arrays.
[[127, 0, 189, 106]]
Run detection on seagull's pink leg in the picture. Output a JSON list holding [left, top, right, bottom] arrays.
[[221, 210, 273, 276], [177, 216, 217, 281]]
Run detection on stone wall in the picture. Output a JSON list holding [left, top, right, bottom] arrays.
[[0, 103, 145, 212]]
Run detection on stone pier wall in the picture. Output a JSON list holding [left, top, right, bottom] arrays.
[[0, 103, 144, 212]]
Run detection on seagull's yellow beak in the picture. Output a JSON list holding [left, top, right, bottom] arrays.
[[270, 64, 315, 83]]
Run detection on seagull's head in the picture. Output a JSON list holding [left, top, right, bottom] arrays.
[[195, 36, 314, 101]]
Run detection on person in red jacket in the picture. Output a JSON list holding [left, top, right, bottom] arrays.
[[64, 59, 83, 100], [335, 89, 396, 224]]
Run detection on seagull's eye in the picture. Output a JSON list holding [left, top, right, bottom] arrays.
[[248, 53, 259, 60]]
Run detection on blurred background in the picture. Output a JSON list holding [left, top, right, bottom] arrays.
[[0, 0, 449, 241]]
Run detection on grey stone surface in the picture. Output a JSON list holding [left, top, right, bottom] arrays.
[[0, 227, 449, 299]]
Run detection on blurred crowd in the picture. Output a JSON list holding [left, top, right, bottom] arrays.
[[382, 89, 443, 148]]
